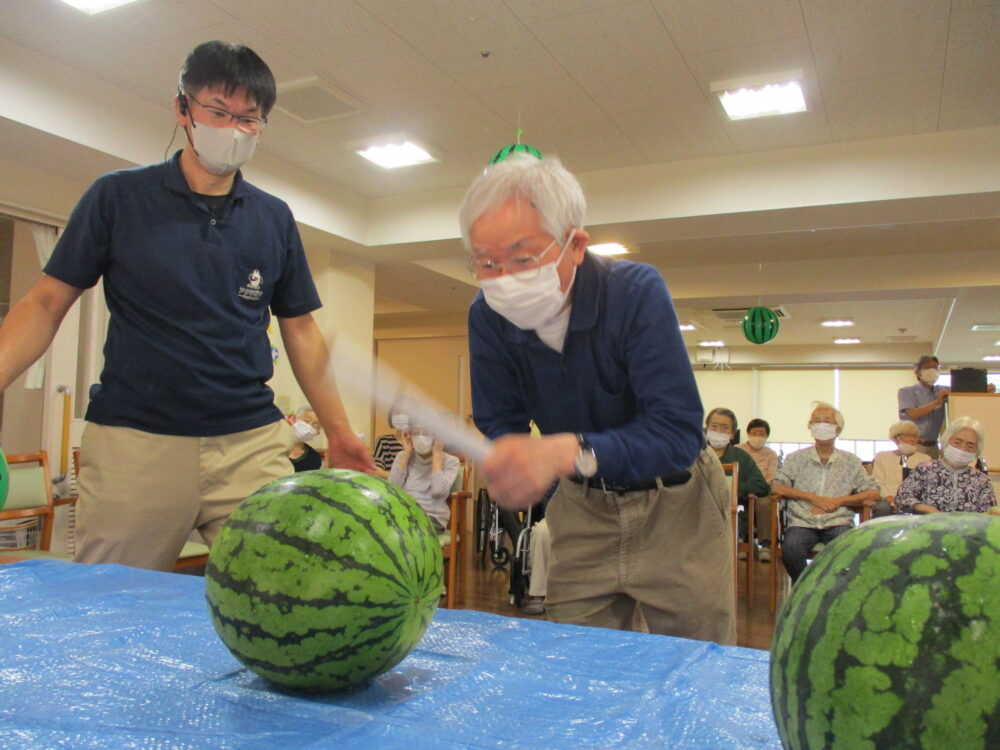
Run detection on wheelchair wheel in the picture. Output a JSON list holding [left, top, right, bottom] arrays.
[[490, 541, 510, 569]]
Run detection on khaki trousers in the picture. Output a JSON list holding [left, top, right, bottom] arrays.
[[545, 448, 736, 645], [75, 421, 295, 571]]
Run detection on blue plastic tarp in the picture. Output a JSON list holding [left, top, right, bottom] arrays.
[[0, 560, 780, 748]]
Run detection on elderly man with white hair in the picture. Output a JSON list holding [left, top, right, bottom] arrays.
[[896, 417, 996, 514], [772, 402, 880, 583], [871, 420, 933, 513], [462, 153, 734, 644]]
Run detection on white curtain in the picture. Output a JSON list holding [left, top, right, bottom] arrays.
[[23, 222, 60, 389]]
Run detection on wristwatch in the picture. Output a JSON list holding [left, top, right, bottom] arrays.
[[574, 434, 598, 478]]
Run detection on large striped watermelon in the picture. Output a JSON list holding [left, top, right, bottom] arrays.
[[205, 469, 443, 692], [770, 513, 1000, 749]]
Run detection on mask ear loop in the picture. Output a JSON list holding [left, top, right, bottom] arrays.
[[164, 87, 193, 161]]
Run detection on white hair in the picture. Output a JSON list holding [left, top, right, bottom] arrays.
[[888, 420, 920, 441], [459, 153, 586, 251], [809, 401, 845, 431], [941, 416, 985, 457]]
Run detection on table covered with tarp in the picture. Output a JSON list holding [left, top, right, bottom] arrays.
[[0, 560, 781, 748]]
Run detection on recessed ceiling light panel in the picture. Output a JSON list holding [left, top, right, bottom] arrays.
[[834, 338, 861, 344], [821, 320, 854, 328], [60, 0, 143, 13], [711, 70, 807, 121], [698, 340, 725, 347], [679, 324, 696, 331], [357, 141, 436, 169], [971, 324, 1000, 332], [588, 243, 629, 256]]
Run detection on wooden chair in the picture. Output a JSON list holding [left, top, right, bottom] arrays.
[[769, 495, 874, 614], [440, 460, 472, 610], [0, 451, 70, 562], [722, 462, 753, 612], [71, 449, 209, 571]]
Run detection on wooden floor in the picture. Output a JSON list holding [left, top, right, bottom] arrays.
[[456, 539, 784, 652]]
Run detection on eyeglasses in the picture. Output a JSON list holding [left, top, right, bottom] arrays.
[[184, 93, 268, 135], [467, 236, 563, 281]]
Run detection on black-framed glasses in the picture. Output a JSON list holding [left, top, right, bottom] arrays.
[[184, 93, 268, 135]]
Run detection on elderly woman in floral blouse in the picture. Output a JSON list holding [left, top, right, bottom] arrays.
[[896, 417, 996, 514]]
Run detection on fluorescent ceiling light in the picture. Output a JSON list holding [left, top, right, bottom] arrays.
[[588, 243, 629, 256], [712, 70, 806, 121], [821, 320, 854, 328], [984, 355, 1000, 362], [60, 0, 143, 13], [834, 338, 861, 344], [357, 141, 435, 169], [971, 324, 1000, 332], [698, 340, 725, 347], [679, 324, 696, 331]]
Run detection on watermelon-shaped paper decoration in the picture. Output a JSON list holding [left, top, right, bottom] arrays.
[[489, 142, 543, 165], [770, 513, 1000, 750], [205, 469, 443, 692], [742, 305, 780, 344]]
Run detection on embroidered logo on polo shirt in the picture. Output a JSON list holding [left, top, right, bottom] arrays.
[[238, 269, 264, 302]]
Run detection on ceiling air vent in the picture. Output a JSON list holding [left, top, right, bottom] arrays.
[[711, 305, 789, 321], [274, 77, 366, 124]]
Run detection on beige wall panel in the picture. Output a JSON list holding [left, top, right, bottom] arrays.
[[839, 369, 915, 440], [372, 336, 470, 447], [759, 370, 836, 443], [692, 368, 755, 436]]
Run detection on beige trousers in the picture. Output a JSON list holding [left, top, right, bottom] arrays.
[[75, 421, 295, 571], [527, 518, 551, 597], [545, 448, 736, 645]]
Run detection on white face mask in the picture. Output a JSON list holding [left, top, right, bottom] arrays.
[[810, 422, 838, 441], [479, 238, 574, 331], [188, 121, 257, 175], [943, 444, 976, 468], [391, 414, 409, 431], [747, 436, 767, 450], [897, 441, 918, 455], [706, 430, 731, 449], [293, 420, 318, 442], [411, 435, 434, 455], [918, 367, 940, 385]]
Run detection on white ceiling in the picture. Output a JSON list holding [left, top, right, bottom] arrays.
[[1, 0, 999, 367]]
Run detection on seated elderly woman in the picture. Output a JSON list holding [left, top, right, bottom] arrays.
[[704, 407, 770, 556], [771, 402, 880, 583], [871, 420, 933, 514], [896, 417, 996, 514]]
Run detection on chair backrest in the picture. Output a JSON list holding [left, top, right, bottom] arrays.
[[0, 452, 55, 551], [720, 462, 740, 512], [451, 461, 468, 495]]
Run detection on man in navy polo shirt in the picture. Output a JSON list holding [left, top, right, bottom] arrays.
[[0, 41, 373, 571], [462, 154, 735, 644]]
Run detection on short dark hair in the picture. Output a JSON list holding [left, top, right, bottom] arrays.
[[179, 41, 277, 116], [706, 407, 738, 432], [746, 418, 770, 437], [915, 355, 939, 370]]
